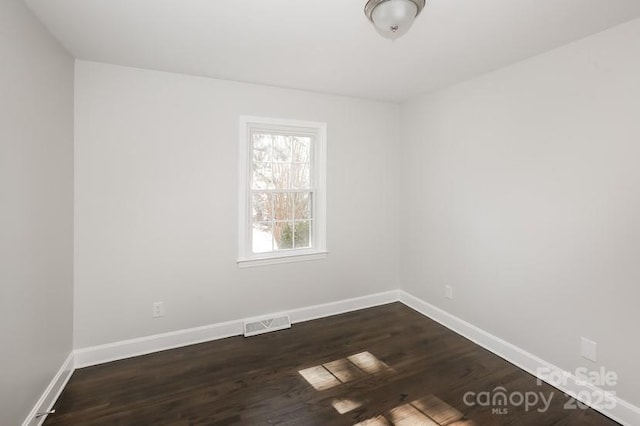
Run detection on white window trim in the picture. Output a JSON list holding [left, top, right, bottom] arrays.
[[237, 116, 327, 267]]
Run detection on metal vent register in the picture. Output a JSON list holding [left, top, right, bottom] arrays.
[[243, 314, 291, 337]]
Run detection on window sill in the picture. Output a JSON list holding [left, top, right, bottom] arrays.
[[237, 251, 328, 268]]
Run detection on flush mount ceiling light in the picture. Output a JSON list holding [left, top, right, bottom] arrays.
[[365, 0, 426, 40]]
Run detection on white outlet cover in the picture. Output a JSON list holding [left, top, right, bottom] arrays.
[[445, 285, 453, 300], [581, 337, 597, 362], [152, 302, 165, 318]]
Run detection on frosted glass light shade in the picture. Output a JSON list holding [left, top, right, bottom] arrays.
[[372, 0, 417, 39], [365, 0, 425, 40]]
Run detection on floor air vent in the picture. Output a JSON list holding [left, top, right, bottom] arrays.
[[243, 314, 291, 337]]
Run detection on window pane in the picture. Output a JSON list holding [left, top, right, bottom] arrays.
[[252, 133, 272, 162], [291, 161, 310, 189], [252, 134, 273, 190], [272, 162, 293, 189], [275, 221, 294, 250], [293, 192, 310, 219], [252, 161, 273, 190], [252, 222, 273, 253], [252, 192, 273, 222], [273, 193, 293, 220], [273, 135, 292, 162], [294, 220, 311, 248], [292, 137, 311, 163]]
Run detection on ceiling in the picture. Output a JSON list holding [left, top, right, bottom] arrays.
[[26, 0, 640, 102]]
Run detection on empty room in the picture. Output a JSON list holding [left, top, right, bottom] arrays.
[[3, 0, 640, 424]]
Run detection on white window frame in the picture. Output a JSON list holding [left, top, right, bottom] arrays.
[[237, 116, 327, 267]]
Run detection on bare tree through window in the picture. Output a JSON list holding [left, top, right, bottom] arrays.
[[251, 133, 312, 252]]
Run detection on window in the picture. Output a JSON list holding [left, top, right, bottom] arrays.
[[238, 116, 327, 267]]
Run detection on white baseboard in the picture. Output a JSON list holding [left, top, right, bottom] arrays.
[[398, 290, 640, 426], [38, 290, 638, 426], [74, 290, 399, 368], [74, 317, 243, 368], [288, 290, 400, 324], [22, 352, 75, 426]]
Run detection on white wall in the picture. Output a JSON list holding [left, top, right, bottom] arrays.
[[401, 18, 640, 406], [74, 60, 400, 348], [0, 0, 74, 424]]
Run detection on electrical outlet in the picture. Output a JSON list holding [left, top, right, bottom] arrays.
[[152, 301, 165, 318], [581, 337, 597, 362], [445, 285, 453, 300]]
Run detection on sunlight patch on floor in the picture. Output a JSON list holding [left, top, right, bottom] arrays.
[[354, 415, 392, 425], [332, 398, 363, 414], [298, 365, 341, 391], [325, 358, 365, 383], [411, 394, 464, 425], [348, 351, 392, 374], [353, 394, 474, 426], [389, 403, 438, 425], [298, 351, 391, 392], [298, 352, 473, 425]]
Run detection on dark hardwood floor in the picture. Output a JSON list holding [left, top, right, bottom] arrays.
[[45, 303, 618, 425]]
